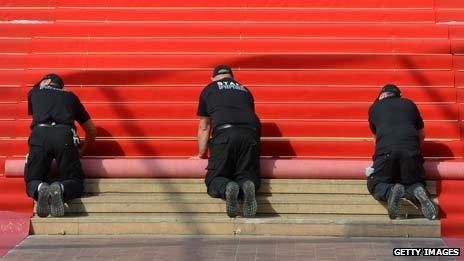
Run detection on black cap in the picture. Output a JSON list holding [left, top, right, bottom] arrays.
[[376, 84, 401, 100], [212, 65, 233, 78], [42, 73, 64, 88]]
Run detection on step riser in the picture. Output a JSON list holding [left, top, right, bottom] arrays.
[[64, 204, 423, 215], [30, 221, 439, 237]]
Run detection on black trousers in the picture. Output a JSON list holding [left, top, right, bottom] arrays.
[[367, 146, 426, 202], [24, 126, 84, 202], [205, 127, 261, 199]]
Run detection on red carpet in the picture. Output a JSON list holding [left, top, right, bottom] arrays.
[[0, 211, 30, 258], [439, 180, 464, 238]]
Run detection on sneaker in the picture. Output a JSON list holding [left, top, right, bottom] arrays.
[[225, 182, 239, 218], [49, 182, 65, 217], [242, 180, 257, 218], [36, 183, 50, 218], [413, 186, 438, 220], [387, 184, 404, 219]]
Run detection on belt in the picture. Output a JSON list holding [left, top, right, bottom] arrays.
[[36, 123, 71, 128], [213, 124, 256, 134]]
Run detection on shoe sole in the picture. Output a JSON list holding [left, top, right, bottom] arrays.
[[36, 187, 50, 218], [414, 186, 438, 220], [388, 184, 404, 219], [49, 184, 65, 217], [225, 182, 239, 218], [242, 181, 257, 218]]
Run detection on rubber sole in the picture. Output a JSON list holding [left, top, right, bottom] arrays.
[[225, 182, 239, 218], [242, 181, 257, 218], [388, 184, 405, 219], [36, 184, 50, 218], [49, 182, 65, 217], [414, 186, 438, 220]]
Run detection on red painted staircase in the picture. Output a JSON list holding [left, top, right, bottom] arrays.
[[0, 0, 463, 237]]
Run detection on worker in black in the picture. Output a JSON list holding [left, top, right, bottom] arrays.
[[367, 84, 438, 220], [25, 74, 97, 218], [191, 65, 261, 218]]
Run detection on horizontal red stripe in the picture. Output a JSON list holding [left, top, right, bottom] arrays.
[[3, 86, 457, 103], [457, 72, 464, 89], [450, 26, 464, 39], [0, 70, 454, 87], [6, 103, 459, 121], [52, 0, 434, 8], [451, 39, 464, 54], [47, 9, 436, 23], [0, 23, 449, 38], [2, 120, 460, 140], [19, 38, 451, 55], [437, 10, 464, 23], [453, 55, 464, 69], [0, 139, 462, 158], [15, 54, 451, 70], [0, 9, 435, 23], [435, 0, 464, 8]]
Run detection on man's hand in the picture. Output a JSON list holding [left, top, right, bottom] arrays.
[[79, 119, 97, 156], [190, 154, 208, 160]]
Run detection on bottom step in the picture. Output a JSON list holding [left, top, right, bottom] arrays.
[[31, 214, 439, 238]]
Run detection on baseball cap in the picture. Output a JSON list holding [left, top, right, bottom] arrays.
[[212, 65, 233, 78], [376, 84, 401, 100], [42, 73, 64, 88]]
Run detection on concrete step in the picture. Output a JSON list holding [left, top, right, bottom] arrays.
[[64, 193, 426, 215], [30, 213, 439, 237], [83, 179, 437, 195]]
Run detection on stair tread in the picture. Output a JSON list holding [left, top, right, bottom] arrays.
[[31, 213, 438, 225]]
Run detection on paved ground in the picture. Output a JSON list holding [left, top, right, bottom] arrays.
[[1, 236, 461, 261]]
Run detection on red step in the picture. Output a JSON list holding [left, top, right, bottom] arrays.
[[437, 10, 464, 23], [450, 26, 464, 39], [0, 0, 55, 8], [454, 55, 464, 69], [0, 9, 435, 23], [0, 23, 449, 38], [7, 102, 459, 121], [436, 0, 464, 8], [26, 38, 451, 55], [3, 119, 460, 140], [451, 39, 464, 54], [20, 54, 451, 70], [42, 9, 435, 23], [0, 70, 453, 88], [0, 39, 31, 54], [0, 139, 462, 158], [6, 86, 458, 103], [0, 88, 20, 102], [53, 0, 434, 8], [0, 121, 19, 137], [0, 157, 5, 176], [457, 71, 464, 87]]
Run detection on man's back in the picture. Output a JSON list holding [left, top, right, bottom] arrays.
[[368, 97, 424, 153], [28, 86, 89, 128], [197, 78, 260, 132]]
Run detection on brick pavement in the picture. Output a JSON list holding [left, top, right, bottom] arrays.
[[0, 236, 457, 261]]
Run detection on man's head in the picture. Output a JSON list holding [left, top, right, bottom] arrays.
[[211, 65, 234, 81], [39, 73, 64, 89], [377, 84, 401, 101]]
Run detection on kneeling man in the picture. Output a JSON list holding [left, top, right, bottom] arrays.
[[25, 74, 97, 217], [192, 65, 261, 218], [367, 84, 438, 220]]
